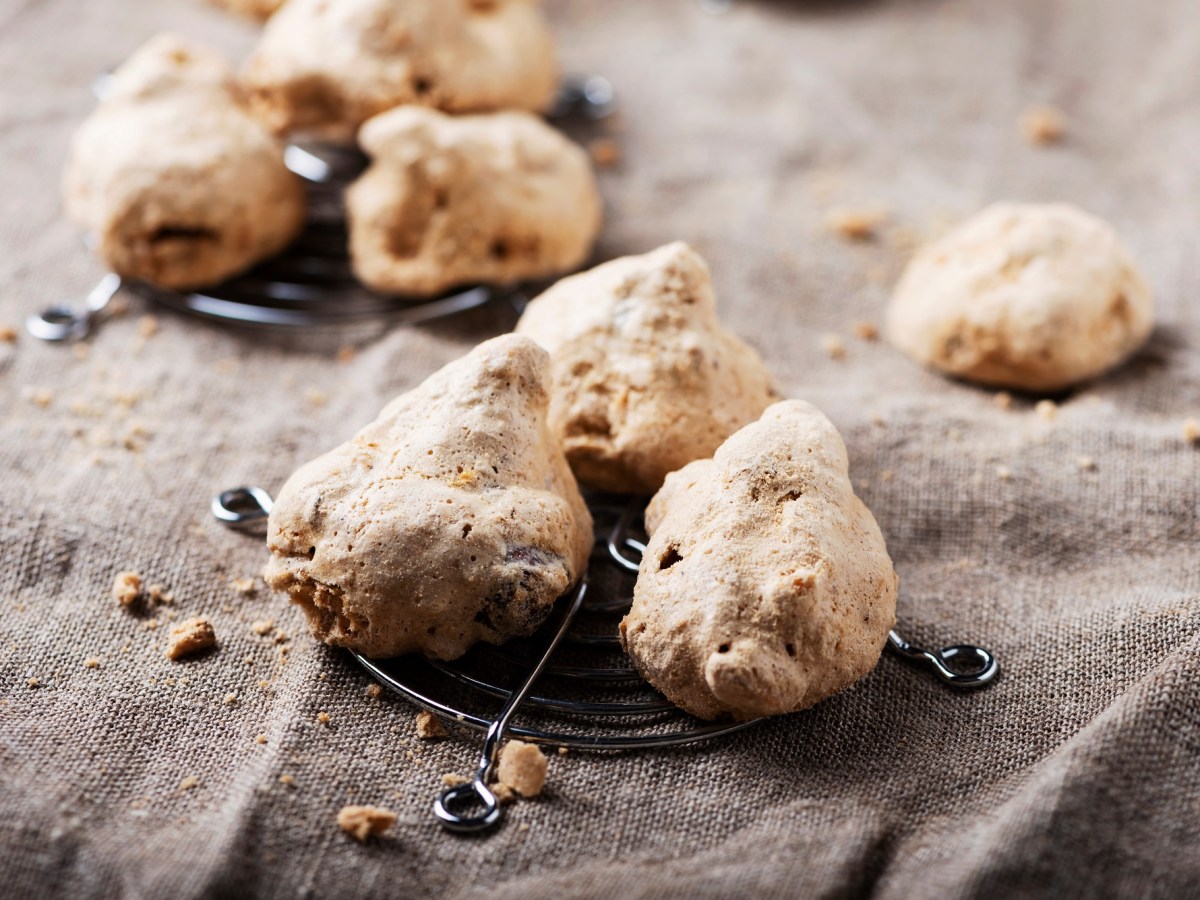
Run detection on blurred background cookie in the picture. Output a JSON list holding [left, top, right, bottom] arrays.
[[62, 34, 305, 290], [886, 203, 1154, 392], [240, 0, 558, 142], [346, 106, 601, 297]]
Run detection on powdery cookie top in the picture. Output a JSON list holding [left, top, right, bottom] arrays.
[[240, 0, 558, 142], [346, 106, 601, 297], [516, 243, 777, 495], [264, 335, 593, 660], [63, 35, 305, 290], [886, 203, 1154, 391], [620, 401, 897, 721]]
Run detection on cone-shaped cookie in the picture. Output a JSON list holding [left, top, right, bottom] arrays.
[[63, 35, 305, 290], [347, 106, 601, 297], [516, 242, 777, 495], [240, 0, 558, 142], [620, 401, 897, 721], [265, 335, 593, 660]]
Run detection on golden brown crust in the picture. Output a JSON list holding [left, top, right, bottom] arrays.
[[62, 35, 305, 291], [886, 203, 1154, 391], [346, 107, 601, 297], [516, 243, 777, 495], [240, 0, 558, 142], [620, 401, 897, 721], [264, 335, 593, 660]]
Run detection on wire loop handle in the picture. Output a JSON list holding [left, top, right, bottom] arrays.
[[433, 581, 588, 833]]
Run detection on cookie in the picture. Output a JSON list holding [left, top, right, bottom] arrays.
[[886, 203, 1154, 391], [346, 106, 601, 297], [264, 335, 593, 660], [207, 0, 282, 18], [516, 243, 777, 495], [63, 35, 305, 290], [620, 400, 898, 721], [240, 0, 558, 142]]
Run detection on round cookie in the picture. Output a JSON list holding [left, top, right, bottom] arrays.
[[264, 335, 593, 660], [620, 400, 898, 722], [886, 203, 1154, 391]]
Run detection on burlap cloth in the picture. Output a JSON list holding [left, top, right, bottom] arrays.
[[3, 0, 1199, 897]]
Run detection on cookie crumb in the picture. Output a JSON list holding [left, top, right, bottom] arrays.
[[0, 325, 16, 343], [28, 388, 54, 408], [852, 321, 879, 342], [147, 583, 173, 604], [305, 389, 329, 408], [336, 345, 357, 364], [84, 658, 100, 669], [279, 774, 295, 786], [179, 775, 200, 791], [825, 207, 888, 241], [496, 740, 548, 798], [337, 805, 396, 842], [441, 773, 470, 787], [1035, 399, 1058, 422], [518, 822, 530, 833], [820, 334, 847, 360], [993, 391, 1013, 410], [166, 617, 217, 660], [1020, 105, 1066, 145], [557, 747, 569, 756], [143, 618, 160, 631], [112, 571, 142, 606], [1183, 418, 1199, 445], [258, 680, 271, 689], [316, 711, 331, 725], [365, 683, 383, 699], [587, 136, 621, 168], [1076, 456, 1097, 471], [255, 734, 267, 745], [491, 782, 518, 805], [415, 710, 447, 740], [231, 577, 257, 595], [27, 677, 40, 688], [137, 315, 159, 339], [251, 619, 275, 635], [224, 692, 238, 706], [996, 465, 1013, 481]]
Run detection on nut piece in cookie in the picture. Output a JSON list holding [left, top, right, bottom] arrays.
[[346, 107, 601, 298], [63, 35, 306, 291], [620, 401, 898, 721], [264, 335, 593, 660], [886, 203, 1153, 391], [516, 242, 777, 495], [240, 0, 558, 142]]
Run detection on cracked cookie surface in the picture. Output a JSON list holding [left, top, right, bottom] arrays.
[[264, 335, 593, 660], [620, 400, 897, 721]]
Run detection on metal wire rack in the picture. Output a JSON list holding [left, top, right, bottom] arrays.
[[212, 485, 999, 834], [26, 75, 616, 342]]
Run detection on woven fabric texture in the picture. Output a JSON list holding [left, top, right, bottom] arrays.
[[1, 0, 1198, 897]]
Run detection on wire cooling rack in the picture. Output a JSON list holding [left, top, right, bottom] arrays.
[[212, 485, 999, 833], [27, 75, 616, 342]]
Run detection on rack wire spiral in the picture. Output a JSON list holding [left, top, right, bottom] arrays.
[[213, 486, 999, 833]]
